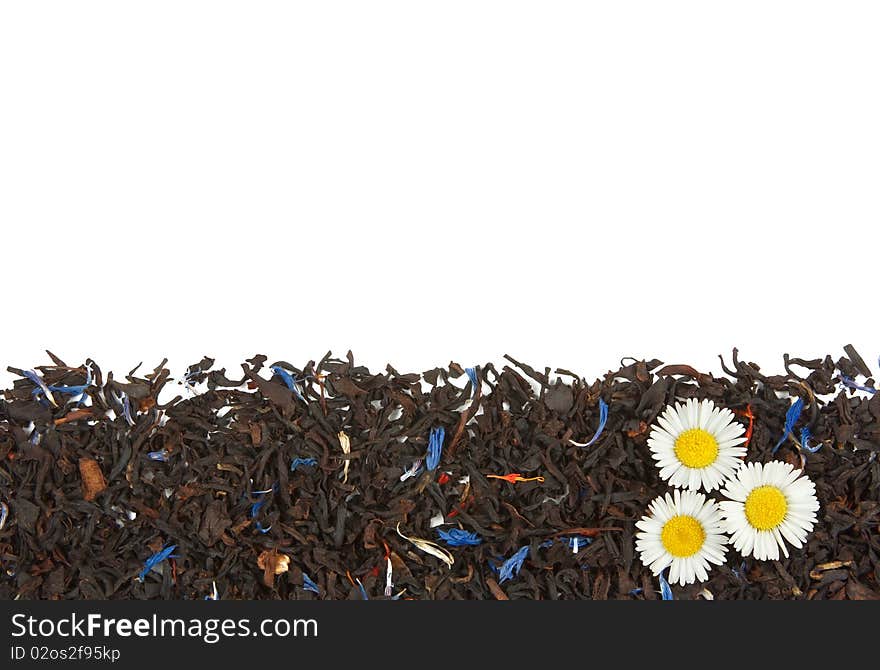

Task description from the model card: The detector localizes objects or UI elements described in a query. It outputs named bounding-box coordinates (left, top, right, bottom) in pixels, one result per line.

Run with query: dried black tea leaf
left=0, top=348, right=878, bottom=600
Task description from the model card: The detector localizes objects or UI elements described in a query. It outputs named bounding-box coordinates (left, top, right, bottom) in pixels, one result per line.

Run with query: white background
left=1, top=2, right=877, bottom=383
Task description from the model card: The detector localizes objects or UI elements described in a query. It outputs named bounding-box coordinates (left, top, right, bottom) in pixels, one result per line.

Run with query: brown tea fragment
left=78, top=458, right=106, bottom=501
left=486, top=578, right=509, bottom=600
left=809, top=560, right=854, bottom=580
left=257, top=550, right=290, bottom=587
left=53, top=408, right=94, bottom=426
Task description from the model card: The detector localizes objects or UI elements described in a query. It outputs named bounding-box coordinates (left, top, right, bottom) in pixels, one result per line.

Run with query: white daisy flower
left=719, top=460, right=820, bottom=561
left=647, top=398, right=748, bottom=492
left=635, top=489, right=728, bottom=586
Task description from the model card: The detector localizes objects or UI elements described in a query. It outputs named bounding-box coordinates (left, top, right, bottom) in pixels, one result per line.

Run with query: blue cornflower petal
left=572, top=399, right=608, bottom=448
left=356, top=578, right=369, bottom=600
left=498, top=545, right=530, bottom=583
left=436, top=528, right=482, bottom=547
left=255, top=522, right=272, bottom=534
left=303, top=573, right=320, bottom=595
left=659, top=570, right=673, bottom=600
left=47, top=365, right=93, bottom=401
left=48, top=383, right=89, bottom=395
left=249, top=484, right=277, bottom=518
left=23, top=369, right=57, bottom=407
left=250, top=498, right=269, bottom=518
left=566, top=536, right=593, bottom=552
left=426, top=426, right=445, bottom=471
left=147, top=450, right=169, bottom=462
left=800, top=427, right=822, bottom=454
left=22, top=369, right=45, bottom=387
left=115, top=393, right=135, bottom=427
left=629, top=587, right=643, bottom=596
left=0, top=502, right=8, bottom=531
left=400, top=459, right=424, bottom=482
left=465, top=367, right=479, bottom=395
left=270, top=366, right=305, bottom=401
left=47, top=382, right=90, bottom=397
left=732, top=561, right=750, bottom=584
left=137, top=544, right=178, bottom=582
left=290, top=457, right=318, bottom=472
left=841, top=375, right=877, bottom=394
left=772, top=397, right=804, bottom=454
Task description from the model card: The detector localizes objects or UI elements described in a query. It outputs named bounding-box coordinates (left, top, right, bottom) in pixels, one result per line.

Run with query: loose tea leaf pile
left=1, top=349, right=878, bottom=600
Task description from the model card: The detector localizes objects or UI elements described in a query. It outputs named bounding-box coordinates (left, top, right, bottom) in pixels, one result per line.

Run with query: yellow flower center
left=744, top=485, right=788, bottom=530
left=660, top=515, right=706, bottom=558
left=673, top=428, right=719, bottom=468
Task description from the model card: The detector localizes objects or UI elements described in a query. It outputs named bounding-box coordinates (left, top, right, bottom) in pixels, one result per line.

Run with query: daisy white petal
left=647, top=398, right=747, bottom=492
left=635, top=489, right=728, bottom=586
left=719, top=460, right=819, bottom=561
